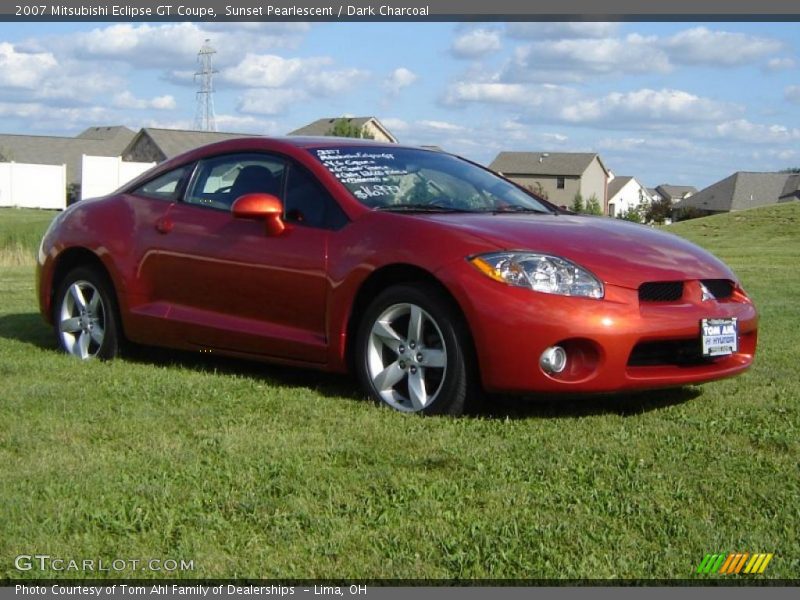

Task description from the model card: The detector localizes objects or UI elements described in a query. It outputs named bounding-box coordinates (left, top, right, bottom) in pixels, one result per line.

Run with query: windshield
left=311, top=146, right=553, bottom=214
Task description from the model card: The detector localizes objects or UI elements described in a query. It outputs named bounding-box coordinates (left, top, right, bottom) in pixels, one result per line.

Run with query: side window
left=184, top=153, right=285, bottom=211
left=134, top=166, right=189, bottom=201
left=284, top=164, right=349, bottom=230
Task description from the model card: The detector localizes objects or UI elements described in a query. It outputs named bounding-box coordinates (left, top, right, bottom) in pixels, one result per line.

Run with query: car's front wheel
left=355, top=284, right=476, bottom=415
left=53, top=267, right=121, bottom=360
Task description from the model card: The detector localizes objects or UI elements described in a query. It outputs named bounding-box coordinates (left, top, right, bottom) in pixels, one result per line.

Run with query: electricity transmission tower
left=193, top=39, right=217, bottom=131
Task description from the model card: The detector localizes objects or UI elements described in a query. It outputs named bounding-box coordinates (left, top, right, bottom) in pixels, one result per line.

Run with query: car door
left=143, top=152, right=333, bottom=363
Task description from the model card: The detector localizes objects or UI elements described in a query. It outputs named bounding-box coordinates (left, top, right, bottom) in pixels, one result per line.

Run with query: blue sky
left=0, top=21, right=799, bottom=189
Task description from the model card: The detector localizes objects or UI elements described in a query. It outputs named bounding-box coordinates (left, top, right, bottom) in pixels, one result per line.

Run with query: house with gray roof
left=0, top=125, right=135, bottom=186
left=488, top=151, right=610, bottom=209
left=607, top=176, right=650, bottom=218
left=121, top=128, right=259, bottom=163
left=288, top=117, right=398, bottom=143
left=678, top=172, right=796, bottom=217
left=655, top=184, right=697, bottom=203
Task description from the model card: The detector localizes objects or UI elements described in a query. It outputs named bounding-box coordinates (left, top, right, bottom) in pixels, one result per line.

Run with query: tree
left=620, top=206, right=643, bottom=223
left=585, top=195, right=603, bottom=215
left=571, top=192, right=584, bottom=214
left=326, top=118, right=374, bottom=139
left=525, top=181, right=548, bottom=200
left=644, top=196, right=673, bottom=224
left=780, top=167, right=800, bottom=173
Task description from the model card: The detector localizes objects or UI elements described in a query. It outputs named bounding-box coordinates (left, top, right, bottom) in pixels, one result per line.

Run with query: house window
left=556, top=176, right=565, bottom=189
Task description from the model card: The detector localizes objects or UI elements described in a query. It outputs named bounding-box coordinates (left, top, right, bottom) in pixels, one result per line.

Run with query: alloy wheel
left=366, top=302, right=447, bottom=412
left=58, top=280, right=106, bottom=359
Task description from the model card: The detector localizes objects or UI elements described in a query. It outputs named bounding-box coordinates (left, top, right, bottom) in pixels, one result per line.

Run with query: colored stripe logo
left=696, top=553, right=773, bottom=575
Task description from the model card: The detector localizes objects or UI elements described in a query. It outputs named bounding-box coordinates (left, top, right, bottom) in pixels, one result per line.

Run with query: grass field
left=0, top=205, right=798, bottom=581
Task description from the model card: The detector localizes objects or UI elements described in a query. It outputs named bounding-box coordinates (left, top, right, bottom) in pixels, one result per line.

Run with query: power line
left=193, top=39, right=217, bottom=131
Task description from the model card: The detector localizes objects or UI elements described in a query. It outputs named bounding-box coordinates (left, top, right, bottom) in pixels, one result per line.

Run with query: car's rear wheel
left=53, top=267, right=121, bottom=360
left=355, top=284, right=476, bottom=415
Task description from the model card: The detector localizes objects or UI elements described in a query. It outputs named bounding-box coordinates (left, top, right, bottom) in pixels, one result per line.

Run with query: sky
left=0, top=20, right=799, bottom=189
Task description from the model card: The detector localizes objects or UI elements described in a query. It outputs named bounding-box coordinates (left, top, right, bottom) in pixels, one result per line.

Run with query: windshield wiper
left=375, top=204, right=479, bottom=213
left=491, top=205, right=550, bottom=214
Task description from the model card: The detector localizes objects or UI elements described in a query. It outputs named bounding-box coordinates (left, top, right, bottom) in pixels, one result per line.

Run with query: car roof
left=274, top=135, right=406, bottom=149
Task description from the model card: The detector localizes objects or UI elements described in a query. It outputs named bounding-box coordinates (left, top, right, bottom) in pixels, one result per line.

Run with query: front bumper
left=441, top=261, right=758, bottom=395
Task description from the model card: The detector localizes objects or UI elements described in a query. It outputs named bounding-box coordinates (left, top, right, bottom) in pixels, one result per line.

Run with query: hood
left=429, top=213, right=735, bottom=289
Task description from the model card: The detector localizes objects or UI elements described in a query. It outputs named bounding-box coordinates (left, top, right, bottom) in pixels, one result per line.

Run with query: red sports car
left=36, top=137, right=757, bottom=415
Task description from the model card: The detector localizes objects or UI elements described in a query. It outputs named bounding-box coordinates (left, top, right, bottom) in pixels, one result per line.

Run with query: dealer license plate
left=701, top=318, right=738, bottom=357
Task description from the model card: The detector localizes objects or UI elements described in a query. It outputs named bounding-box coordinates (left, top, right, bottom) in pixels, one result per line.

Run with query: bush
left=620, top=206, right=643, bottom=223
left=585, top=195, right=603, bottom=215
left=571, top=193, right=584, bottom=214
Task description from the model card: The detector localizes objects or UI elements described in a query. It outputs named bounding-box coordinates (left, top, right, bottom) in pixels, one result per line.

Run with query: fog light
left=540, top=346, right=567, bottom=374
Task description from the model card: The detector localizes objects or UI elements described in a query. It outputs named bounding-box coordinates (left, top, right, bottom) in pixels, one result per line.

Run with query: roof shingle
left=489, top=152, right=604, bottom=177
left=0, top=126, right=136, bottom=185
left=680, top=172, right=792, bottom=212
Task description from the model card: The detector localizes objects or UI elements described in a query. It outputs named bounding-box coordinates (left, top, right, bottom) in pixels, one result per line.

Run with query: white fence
left=81, top=155, right=155, bottom=201
left=0, top=162, right=67, bottom=210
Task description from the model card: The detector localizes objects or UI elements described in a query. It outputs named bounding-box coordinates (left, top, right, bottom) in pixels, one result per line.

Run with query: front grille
left=628, top=339, right=715, bottom=367
left=639, top=281, right=684, bottom=302
left=701, top=279, right=735, bottom=300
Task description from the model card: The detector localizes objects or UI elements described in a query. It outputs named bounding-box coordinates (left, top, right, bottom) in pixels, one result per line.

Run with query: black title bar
left=3, top=0, right=800, bottom=21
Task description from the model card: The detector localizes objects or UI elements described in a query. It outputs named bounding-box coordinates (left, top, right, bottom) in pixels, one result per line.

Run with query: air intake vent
left=628, top=339, right=713, bottom=367
left=639, top=281, right=684, bottom=302
left=701, top=279, right=734, bottom=300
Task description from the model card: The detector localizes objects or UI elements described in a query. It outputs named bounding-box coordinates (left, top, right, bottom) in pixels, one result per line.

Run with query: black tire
left=355, top=283, right=478, bottom=416
left=52, top=266, right=121, bottom=360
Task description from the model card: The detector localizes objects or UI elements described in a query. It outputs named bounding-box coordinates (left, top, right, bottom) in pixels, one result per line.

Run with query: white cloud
left=0, top=42, right=121, bottom=105
left=501, top=120, right=569, bottom=144
left=306, top=68, right=369, bottom=95
left=222, top=54, right=329, bottom=88
left=559, top=88, right=737, bottom=125
left=65, top=22, right=309, bottom=69
left=222, top=53, right=367, bottom=114
left=383, top=67, right=417, bottom=95
left=506, top=23, right=620, bottom=40
left=498, top=26, right=784, bottom=84
left=0, top=42, right=57, bottom=88
left=601, top=136, right=710, bottom=158
left=236, top=89, right=308, bottom=115
left=442, top=82, right=528, bottom=105
left=764, top=57, right=797, bottom=72
left=713, top=119, right=800, bottom=144
left=380, top=117, right=410, bottom=132
left=0, top=101, right=115, bottom=131
left=785, top=85, right=800, bottom=105
left=506, top=34, right=670, bottom=82
left=214, top=114, right=282, bottom=135
left=417, top=120, right=465, bottom=132
left=664, top=27, right=784, bottom=67
left=112, top=91, right=176, bottom=110
left=451, top=29, right=502, bottom=59
left=139, top=114, right=281, bottom=135
left=70, top=23, right=210, bottom=68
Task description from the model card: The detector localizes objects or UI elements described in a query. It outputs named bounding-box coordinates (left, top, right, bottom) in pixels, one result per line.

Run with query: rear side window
left=134, top=166, right=189, bottom=201
left=284, top=164, right=349, bottom=230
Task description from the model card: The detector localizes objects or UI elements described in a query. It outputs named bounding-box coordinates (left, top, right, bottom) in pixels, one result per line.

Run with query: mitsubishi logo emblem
left=700, top=282, right=715, bottom=302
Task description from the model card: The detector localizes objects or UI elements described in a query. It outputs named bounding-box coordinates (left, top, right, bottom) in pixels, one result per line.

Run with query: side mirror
left=231, top=193, right=286, bottom=236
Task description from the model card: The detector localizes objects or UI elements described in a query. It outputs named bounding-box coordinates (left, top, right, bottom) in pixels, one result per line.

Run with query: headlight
left=470, top=252, right=604, bottom=299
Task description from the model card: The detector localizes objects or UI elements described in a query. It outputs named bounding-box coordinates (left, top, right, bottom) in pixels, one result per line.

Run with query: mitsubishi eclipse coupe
left=36, top=137, right=758, bottom=415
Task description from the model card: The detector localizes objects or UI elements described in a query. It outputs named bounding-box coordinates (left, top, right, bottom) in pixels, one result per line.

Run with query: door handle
left=155, top=217, right=174, bottom=234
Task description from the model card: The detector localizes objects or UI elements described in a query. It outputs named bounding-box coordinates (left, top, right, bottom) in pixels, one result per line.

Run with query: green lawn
left=0, top=205, right=798, bottom=581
